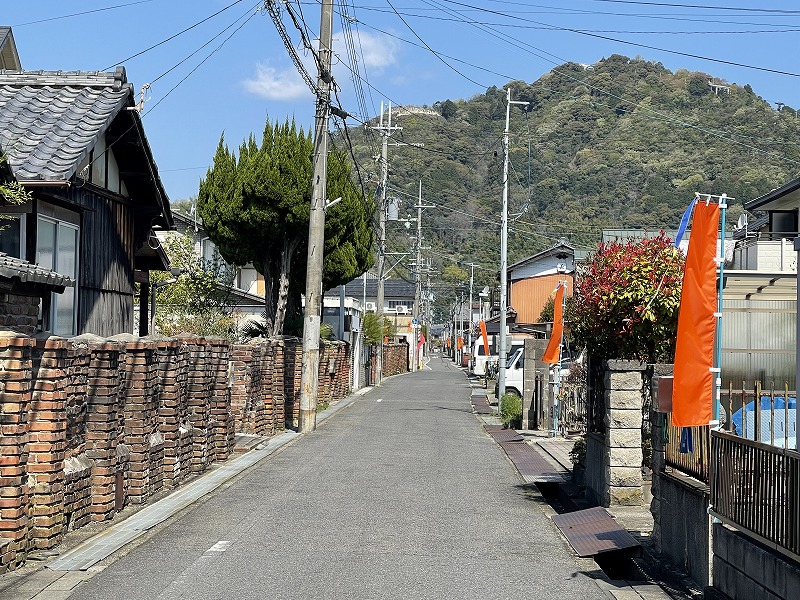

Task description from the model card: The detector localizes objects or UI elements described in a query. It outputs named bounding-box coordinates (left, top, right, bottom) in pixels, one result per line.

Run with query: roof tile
left=0, top=69, right=131, bottom=181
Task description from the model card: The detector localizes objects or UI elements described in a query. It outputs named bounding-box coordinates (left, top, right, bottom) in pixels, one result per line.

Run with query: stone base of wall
left=713, top=522, right=800, bottom=600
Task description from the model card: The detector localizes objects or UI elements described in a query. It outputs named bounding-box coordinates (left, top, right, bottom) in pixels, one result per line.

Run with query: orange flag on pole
left=672, top=201, right=720, bottom=427
left=457, top=336, right=464, bottom=351
left=542, top=283, right=565, bottom=365
left=479, top=320, right=489, bottom=357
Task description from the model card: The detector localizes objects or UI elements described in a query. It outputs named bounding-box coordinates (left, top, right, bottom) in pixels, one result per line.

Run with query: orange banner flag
left=479, top=320, right=489, bottom=357
left=672, top=201, right=720, bottom=427
left=457, top=336, right=464, bottom=351
left=542, top=284, right=565, bottom=365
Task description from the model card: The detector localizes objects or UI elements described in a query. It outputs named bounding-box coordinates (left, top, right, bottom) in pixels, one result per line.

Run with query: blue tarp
left=731, top=396, right=797, bottom=448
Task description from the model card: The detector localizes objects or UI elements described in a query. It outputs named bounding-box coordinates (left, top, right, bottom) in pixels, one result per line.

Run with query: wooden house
left=0, top=66, right=173, bottom=337
left=507, top=240, right=575, bottom=325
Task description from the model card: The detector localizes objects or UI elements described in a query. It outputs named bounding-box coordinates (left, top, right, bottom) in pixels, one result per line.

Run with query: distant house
left=154, top=209, right=266, bottom=320
left=507, top=240, right=575, bottom=325
left=0, top=64, right=173, bottom=337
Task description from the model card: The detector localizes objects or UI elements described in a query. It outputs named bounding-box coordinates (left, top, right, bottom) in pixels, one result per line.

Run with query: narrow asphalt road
left=68, top=354, right=606, bottom=600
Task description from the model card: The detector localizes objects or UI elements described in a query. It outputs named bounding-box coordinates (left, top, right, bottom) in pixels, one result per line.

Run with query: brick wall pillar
left=28, top=337, right=69, bottom=550
left=119, top=339, right=159, bottom=504
left=229, top=343, right=252, bottom=433
left=272, top=341, right=285, bottom=432
left=156, top=339, right=187, bottom=489
left=182, top=337, right=212, bottom=473
left=0, top=333, right=34, bottom=573
left=84, top=340, right=124, bottom=521
left=209, top=339, right=233, bottom=461
left=283, top=340, right=302, bottom=429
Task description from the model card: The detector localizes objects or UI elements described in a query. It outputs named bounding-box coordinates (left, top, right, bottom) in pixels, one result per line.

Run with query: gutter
left=19, top=180, right=71, bottom=188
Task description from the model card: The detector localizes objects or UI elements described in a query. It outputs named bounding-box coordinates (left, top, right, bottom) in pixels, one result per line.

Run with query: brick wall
left=382, top=342, right=409, bottom=377
left=0, top=293, right=39, bottom=335
left=0, top=332, right=354, bottom=574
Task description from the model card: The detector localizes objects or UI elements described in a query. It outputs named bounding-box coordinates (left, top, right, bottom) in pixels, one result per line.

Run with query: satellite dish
left=736, top=213, right=748, bottom=230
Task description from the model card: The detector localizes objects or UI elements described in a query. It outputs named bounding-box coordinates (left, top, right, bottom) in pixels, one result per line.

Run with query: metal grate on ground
left=551, top=507, right=641, bottom=558
left=486, top=428, right=525, bottom=444
left=501, top=442, right=569, bottom=484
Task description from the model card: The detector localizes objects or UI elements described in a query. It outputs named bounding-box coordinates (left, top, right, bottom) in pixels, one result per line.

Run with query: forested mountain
left=338, top=54, right=800, bottom=294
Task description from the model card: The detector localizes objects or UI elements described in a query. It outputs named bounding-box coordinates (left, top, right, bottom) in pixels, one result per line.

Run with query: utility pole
left=298, top=0, right=333, bottom=433
left=370, top=103, right=401, bottom=386
left=498, top=88, right=530, bottom=407
left=464, top=262, right=475, bottom=370
left=413, top=181, right=434, bottom=372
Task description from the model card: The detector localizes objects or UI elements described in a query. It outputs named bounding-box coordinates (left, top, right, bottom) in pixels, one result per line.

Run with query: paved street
left=22, top=355, right=608, bottom=600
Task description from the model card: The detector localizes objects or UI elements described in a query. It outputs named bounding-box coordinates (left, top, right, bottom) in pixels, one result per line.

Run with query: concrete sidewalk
left=466, top=371, right=698, bottom=600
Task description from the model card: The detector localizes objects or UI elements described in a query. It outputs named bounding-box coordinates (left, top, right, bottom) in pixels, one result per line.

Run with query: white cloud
left=333, top=30, right=399, bottom=73
left=243, top=63, right=312, bottom=101
left=243, top=30, right=399, bottom=101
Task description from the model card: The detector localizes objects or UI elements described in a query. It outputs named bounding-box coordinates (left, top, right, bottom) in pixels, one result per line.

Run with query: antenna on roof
left=126, top=83, right=151, bottom=113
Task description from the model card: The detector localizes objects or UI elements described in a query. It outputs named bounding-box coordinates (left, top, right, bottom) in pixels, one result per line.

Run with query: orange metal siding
left=509, top=274, right=573, bottom=324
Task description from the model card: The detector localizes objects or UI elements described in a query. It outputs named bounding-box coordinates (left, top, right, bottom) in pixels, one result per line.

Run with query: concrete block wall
left=713, top=523, right=800, bottom=600
left=585, top=360, right=646, bottom=507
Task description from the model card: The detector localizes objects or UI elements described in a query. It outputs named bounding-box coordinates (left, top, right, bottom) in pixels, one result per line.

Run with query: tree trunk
left=261, top=250, right=276, bottom=337
left=273, top=237, right=299, bottom=336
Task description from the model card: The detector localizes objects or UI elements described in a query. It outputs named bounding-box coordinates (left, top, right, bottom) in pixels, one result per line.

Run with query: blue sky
left=4, top=1, right=800, bottom=201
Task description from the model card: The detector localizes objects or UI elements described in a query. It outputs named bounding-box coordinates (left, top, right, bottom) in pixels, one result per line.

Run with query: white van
left=498, top=345, right=571, bottom=399
left=471, top=339, right=523, bottom=378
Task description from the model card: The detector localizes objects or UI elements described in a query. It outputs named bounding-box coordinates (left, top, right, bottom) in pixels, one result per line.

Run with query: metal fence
left=663, top=383, right=797, bottom=484
left=710, top=429, right=800, bottom=562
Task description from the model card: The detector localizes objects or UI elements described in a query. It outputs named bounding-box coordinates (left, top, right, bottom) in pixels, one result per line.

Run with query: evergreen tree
left=198, top=119, right=374, bottom=336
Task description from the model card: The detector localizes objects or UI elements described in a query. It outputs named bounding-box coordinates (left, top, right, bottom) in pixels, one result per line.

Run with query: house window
left=201, top=237, right=219, bottom=265
left=36, top=216, right=79, bottom=336
left=0, top=213, right=25, bottom=258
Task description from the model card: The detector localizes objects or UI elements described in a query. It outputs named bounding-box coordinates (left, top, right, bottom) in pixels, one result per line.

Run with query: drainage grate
left=501, top=442, right=568, bottom=484
left=487, top=429, right=525, bottom=444
left=551, top=507, right=641, bottom=558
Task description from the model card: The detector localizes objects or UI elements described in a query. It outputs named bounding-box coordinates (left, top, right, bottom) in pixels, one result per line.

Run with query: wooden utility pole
left=298, top=0, right=333, bottom=433
left=370, top=103, right=401, bottom=386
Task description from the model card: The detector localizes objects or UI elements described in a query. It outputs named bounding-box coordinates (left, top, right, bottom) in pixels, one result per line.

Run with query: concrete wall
left=653, top=473, right=710, bottom=587
left=0, top=331, right=352, bottom=574
left=584, top=433, right=610, bottom=506
left=713, top=523, right=800, bottom=600
left=522, top=339, right=548, bottom=430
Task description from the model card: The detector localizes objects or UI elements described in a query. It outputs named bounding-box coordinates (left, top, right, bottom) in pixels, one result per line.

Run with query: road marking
left=376, top=398, right=383, bottom=402
left=206, top=541, right=231, bottom=553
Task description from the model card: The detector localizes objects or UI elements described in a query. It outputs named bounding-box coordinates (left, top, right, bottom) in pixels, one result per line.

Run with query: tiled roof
left=0, top=68, right=131, bottom=181
left=0, top=252, right=74, bottom=290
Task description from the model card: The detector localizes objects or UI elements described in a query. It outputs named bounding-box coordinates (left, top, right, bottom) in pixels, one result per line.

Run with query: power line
left=438, top=0, right=800, bottom=78
left=12, top=0, right=157, bottom=27
left=102, top=0, right=247, bottom=70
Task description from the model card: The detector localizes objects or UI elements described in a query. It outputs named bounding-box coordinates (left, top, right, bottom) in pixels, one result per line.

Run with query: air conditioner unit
left=396, top=305, right=408, bottom=314
left=365, top=302, right=377, bottom=312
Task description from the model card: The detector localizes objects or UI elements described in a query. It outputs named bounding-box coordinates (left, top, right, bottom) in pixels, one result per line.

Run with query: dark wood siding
left=54, top=186, right=136, bottom=337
